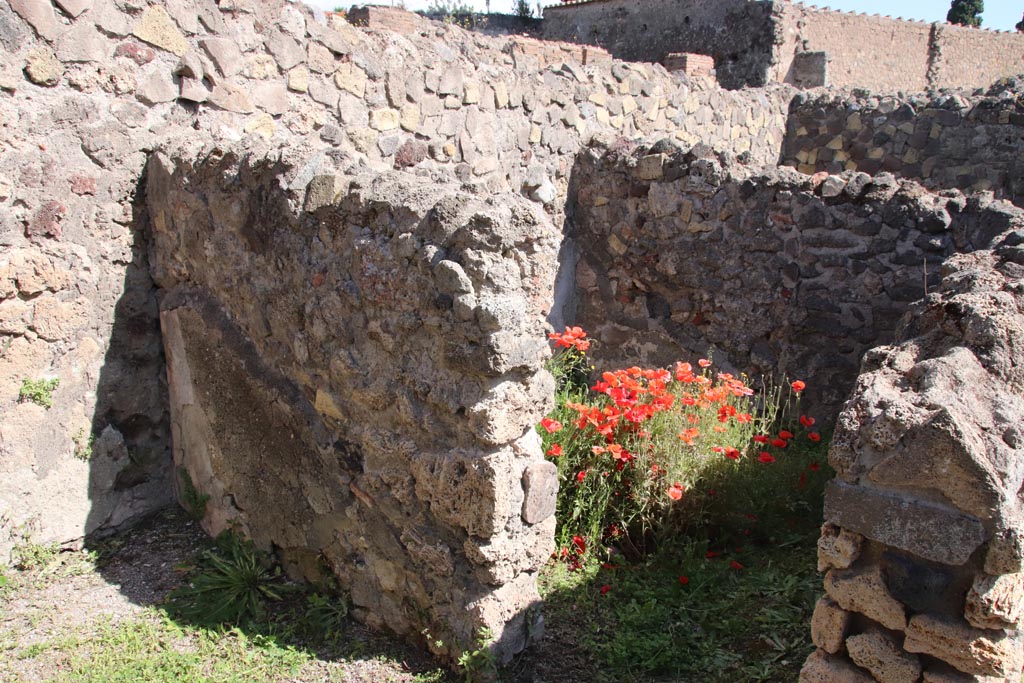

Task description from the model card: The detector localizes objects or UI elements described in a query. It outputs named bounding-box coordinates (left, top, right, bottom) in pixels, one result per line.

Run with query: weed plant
left=18, top=378, right=59, bottom=409
left=167, top=531, right=288, bottom=625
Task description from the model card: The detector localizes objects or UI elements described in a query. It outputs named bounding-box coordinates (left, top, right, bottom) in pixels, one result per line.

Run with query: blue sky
left=305, top=1, right=1023, bottom=32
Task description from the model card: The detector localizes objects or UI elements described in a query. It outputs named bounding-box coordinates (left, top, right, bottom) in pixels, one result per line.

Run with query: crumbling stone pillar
left=146, top=143, right=562, bottom=664
left=801, top=213, right=1024, bottom=683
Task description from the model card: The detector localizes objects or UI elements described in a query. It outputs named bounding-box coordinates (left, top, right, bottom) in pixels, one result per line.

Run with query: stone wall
left=568, top=139, right=1023, bottom=420
left=781, top=82, right=1024, bottom=206
left=542, top=0, right=778, bottom=89
left=800, top=205, right=1024, bottom=683
left=0, top=0, right=795, bottom=563
left=544, top=0, right=1024, bottom=92
left=147, top=146, right=560, bottom=663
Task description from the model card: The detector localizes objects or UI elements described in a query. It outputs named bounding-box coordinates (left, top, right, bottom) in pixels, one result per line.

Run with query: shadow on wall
left=83, top=167, right=173, bottom=559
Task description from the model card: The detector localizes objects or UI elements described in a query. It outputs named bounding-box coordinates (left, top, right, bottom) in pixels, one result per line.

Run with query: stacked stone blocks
left=801, top=220, right=1024, bottom=682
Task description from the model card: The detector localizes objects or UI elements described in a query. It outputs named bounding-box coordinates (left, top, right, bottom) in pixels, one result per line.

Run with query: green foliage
left=167, top=532, right=287, bottom=626
left=538, top=506, right=824, bottom=682
left=513, top=0, right=533, bottom=19
left=947, top=0, right=983, bottom=27
left=456, top=628, right=497, bottom=683
left=426, top=0, right=475, bottom=16
left=1017, top=12, right=1023, bottom=31
left=18, top=377, right=59, bottom=409
left=10, top=539, right=60, bottom=572
left=301, top=591, right=349, bottom=641
left=18, top=614, right=311, bottom=683
left=73, top=428, right=94, bottom=461
left=177, top=468, right=210, bottom=521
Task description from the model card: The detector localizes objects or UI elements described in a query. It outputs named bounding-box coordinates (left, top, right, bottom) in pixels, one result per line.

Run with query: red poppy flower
left=572, top=535, right=586, bottom=554
left=753, top=435, right=770, bottom=444
left=679, top=575, right=690, bottom=585
left=778, top=430, right=794, bottom=440
left=730, top=561, right=744, bottom=570
left=771, top=438, right=787, bottom=449
left=791, top=380, right=806, bottom=393
left=724, top=448, right=741, bottom=460
left=808, top=432, right=821, bottom=442
left=705, top=550, right=720, bottom=559
left=549, top=326, right=590, bottom=351
left=698, top=358, right=712, bottom=368
left=600, top=584, right=611, bottom=596
left=601, top=562, right=617, bottom=570
left=758, top=452, right=776, bottom=464
left=546, top=443, right=563, bottom=457
left=809, top=462, right=821, bottom=471
left=678, top=427, right=700, bottom=445
left=799, top=415, right=816, bottom=428
left=667, top=483, right=685, bottom=501
left=540, top=417, right=563, bottom=433
left=576, top=470, right=587, bottom=482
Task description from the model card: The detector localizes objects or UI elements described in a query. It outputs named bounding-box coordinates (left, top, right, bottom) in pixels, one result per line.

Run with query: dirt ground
left=0, top=507, right=469, bottom=683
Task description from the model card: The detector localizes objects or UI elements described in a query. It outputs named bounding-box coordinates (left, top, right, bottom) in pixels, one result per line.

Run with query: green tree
left=946, top=0, right=983, bottom=27
left=1016, top=12, right=1024, bottom=31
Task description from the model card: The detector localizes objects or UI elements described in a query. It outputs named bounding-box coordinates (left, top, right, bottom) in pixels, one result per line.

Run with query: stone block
left=136, top=69, right=176, bottom=105
left=399, top=104, right=420, bottom=132
left=208, top=81, right=255, bottom=113
left=132, top=6, right=189, bottom=56
left=31, top=296, right=88, bottom=341
left=265, top=30, right=304, bottom=71
left=904, top=613, right=1022, bottom=678
left=636, top=154, right=666, bottom=180
left=0, top=298, right=32, bottom=334
left=437, top=65, right=463, bottom=97
left=253, top=82, right=289, bottom=116
left=799, top=649, right=874, bottom=683
left=810, top=596, right=851, bottom=654
left=846, top=629, right=922, bottom=683
left=179, top=77, right=210, bottom=103
left=335, top=63, right=366, bottom=97
left=521, top=460, right=558, bottom=524
left=287, top=65, right=309, bottom=93
left=9, top=0, right=58, bottom=41
left=26, top=200, right=65, bottom=239
left=817, top=524, right=864, bottom=571
left=24, top=46, right=63, bottom=87
left=965, top=573, right=1024, bottom=630
left=824, top=481, right=986, bottom=565
left=200, top=37, right=245, bottom=78
left=243, top=113, right=275, bottom=139
left=825, top=566, right=907, bottom=632
left=882, top=551, right=956, bottom=613
left=56, top=22, right=107, bottom=63
left=370, top=109, right=400, bottom=132
left=304, top=174, right=344, bottom=212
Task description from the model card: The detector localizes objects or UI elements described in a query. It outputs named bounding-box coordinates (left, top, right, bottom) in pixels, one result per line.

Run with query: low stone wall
left=148, top=146, right=560, bottom=663
left=568, top=139, right=1022, bottom=420
left=781, top=83, right=1024, bottom=206
left=801, top=208, right=1024, bottom=683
